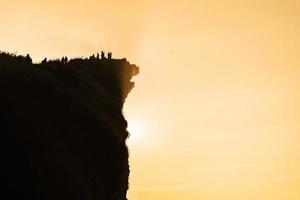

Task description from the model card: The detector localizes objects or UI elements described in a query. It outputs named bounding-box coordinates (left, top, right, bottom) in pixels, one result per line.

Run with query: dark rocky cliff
left=0, top=52, right=139, bottom=200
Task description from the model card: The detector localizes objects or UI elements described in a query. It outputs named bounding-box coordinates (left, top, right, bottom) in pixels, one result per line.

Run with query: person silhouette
left=108, top=52, right=112, bottom=60
left=17, top=55, right=23, bottom=63
left=101, top=51, right=105, bottom=59
left=25, top=54, right=32, bottom=64
left=96, top=53, right=100, bottom=59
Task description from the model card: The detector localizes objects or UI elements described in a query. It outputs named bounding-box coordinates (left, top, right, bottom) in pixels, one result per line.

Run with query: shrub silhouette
left=0, top=52, right=139, bottom=200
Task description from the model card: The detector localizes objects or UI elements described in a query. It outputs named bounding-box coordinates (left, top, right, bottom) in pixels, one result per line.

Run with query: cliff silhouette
left=0, top=52, right=139, bottom=200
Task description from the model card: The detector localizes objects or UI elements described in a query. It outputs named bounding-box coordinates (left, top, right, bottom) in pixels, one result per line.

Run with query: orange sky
left=1, top=0, right=300, bottom=199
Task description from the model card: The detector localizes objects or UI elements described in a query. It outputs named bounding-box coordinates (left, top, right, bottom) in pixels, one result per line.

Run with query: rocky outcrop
left=0, top=52, right=139, bottom=200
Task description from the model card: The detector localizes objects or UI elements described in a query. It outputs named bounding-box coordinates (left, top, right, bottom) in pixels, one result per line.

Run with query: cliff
left=0, top=52, right=139, bottom=200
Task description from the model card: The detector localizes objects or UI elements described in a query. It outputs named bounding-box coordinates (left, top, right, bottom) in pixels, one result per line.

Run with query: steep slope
left=0, top=52, right=139, bottom=200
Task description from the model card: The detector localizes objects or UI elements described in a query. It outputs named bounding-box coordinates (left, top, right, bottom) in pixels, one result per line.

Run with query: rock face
left=0, top=53, right=139, bottom=200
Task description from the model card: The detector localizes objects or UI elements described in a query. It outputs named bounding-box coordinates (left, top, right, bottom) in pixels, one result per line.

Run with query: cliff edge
left=0, top=52, right=139, bottom=200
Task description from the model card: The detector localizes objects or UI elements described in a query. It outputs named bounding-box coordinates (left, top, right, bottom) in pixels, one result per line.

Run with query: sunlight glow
left=127, top=119, right=144, bottom=142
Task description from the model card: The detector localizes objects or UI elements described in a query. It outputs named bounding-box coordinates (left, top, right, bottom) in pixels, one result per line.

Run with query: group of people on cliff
left=90, top=51, right=112, bottom=60
left=41, top=51, right=113, bottom=64
left=20, top=51, right=113, bottom=65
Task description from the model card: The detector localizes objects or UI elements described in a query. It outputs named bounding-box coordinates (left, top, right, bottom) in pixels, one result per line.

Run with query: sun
left=127, top=119, right=144, bottom=141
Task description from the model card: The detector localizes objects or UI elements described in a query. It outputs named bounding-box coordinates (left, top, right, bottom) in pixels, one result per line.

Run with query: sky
left=1, top=0, right=300, bottom=199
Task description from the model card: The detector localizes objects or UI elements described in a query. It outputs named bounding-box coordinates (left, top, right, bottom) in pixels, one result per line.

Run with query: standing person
left=108, top=52, right=112, bottom=60
left=26, top=54, right=32, bottom=64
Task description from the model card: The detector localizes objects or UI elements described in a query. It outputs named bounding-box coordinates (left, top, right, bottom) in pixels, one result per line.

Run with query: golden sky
left=1, top=0, right=300, bottom=199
